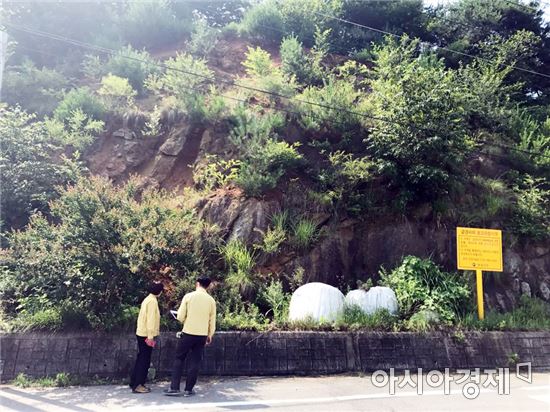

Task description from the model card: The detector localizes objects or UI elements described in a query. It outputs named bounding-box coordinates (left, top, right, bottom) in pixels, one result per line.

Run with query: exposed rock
left=113, top=128, right=136, bottom=140
left=540, top=282, right=550, bottom=301
left=228, top=198, right=280, bottom=245
left=159, top=126, right=190, bottom=156
left=521, top=282, right=531, bottom=297
left=198, top=192, right=245, bottom=237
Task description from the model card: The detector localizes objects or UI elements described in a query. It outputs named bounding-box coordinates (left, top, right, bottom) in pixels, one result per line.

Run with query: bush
left=279, top=0, right=342, bottom=47
left=98, top=74, right=137, bottom=113
left=0, top=107, right=82, bottom=230
left=54, top=87, right=105, bottom=123
left=291, top=217, right=319, bottom=250
left=105, top=46, right=159, bottom=94
left=118, top=0, right=192, bottom=49
left=45, top=108, right=104, bottom=150
left=0, top=176, right=219, bottom=329
left=295, top=75, right=364, bottom=133
left=459, top=295, right=550, bottom=331
left=259, top=280, right=291, bottom=324
left=364, top=36, right=473, bottom=199
left=228, top=108, right=302, bottom=196
left=193, top=155, right=241, bottom=191
left=338, top=305, right=396, bottom=331
left=220, top=239, right=257, bottom=295
left=379, top=256, right=471, bottom=324
left=239, top=0, right=284, bottom=44
left=187, top=17, right=220, bottom=58
left=2, top=59, right=68, bottom=117
left=510, top=175, right=550, bottom=240
left=146, top=52, right=214, bottom=120
left=234, top=139, right=303, bottom=197
left=238, top=46, right=297, bottom=104
left=257, top=226, right=286, bottom=255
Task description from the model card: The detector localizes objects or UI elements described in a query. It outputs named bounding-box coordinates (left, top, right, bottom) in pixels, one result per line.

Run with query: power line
left=3, top=21, right=549, bottom=160
left=312, top=11, right=550, bottom=79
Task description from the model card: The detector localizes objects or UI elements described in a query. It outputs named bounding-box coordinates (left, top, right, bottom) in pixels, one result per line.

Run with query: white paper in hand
left=170, top=310, right=178, bottom=319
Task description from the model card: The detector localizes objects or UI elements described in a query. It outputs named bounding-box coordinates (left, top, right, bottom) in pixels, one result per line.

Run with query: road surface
left=1, top=373, right=549, bottom=411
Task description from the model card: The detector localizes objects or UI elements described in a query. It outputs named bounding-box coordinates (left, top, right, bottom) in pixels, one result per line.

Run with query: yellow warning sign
left=456, top=227, right=503, bottom=272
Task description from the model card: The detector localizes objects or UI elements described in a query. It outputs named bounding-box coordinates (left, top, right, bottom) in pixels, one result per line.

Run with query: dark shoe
left=163, top=388, right=181, bottom=396
left=132, top=385, right=150, bottom=394
left=183, top=390, right=195, bottom=397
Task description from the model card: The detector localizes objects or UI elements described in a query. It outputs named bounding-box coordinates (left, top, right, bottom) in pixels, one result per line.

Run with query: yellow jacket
left=136, top=293, right=160, bottom=339
left=177, top=288, right=216, bottom=338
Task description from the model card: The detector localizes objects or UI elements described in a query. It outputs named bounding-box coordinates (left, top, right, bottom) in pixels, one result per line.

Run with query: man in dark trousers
left=164, top=276, right=216, bottom=397
left=130, top=281, right=163, bottom=393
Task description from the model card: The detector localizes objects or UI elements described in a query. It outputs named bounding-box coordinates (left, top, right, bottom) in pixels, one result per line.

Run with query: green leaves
left=380, top=256, right=471, bottom=324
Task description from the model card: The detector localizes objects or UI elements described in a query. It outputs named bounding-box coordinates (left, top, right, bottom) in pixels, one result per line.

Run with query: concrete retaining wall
left=1, top=331, right=549, bottom=381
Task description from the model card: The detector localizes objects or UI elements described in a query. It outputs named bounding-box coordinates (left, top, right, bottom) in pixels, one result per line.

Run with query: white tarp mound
left=345, top=286, right=398, bottom=315
left=288, top=282, right=344, bottom=323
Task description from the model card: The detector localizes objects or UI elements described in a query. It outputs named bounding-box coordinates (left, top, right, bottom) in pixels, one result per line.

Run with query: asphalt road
left=1, top=373, right=549, bottom=412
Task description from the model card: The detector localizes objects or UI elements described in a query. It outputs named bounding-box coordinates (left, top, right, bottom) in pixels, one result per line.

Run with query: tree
left=0, top=106, right=81, bottom=231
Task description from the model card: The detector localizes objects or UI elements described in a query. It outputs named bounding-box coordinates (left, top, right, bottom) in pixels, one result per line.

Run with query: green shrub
left=364, top=36, right=474, bottom=199
left=105, top=46, right=159, bottom=94
left=188, top=17, right=220, bottom=58
left=406, top=309, right=441, bottom=332
left=220, top=239, right=257, bottom=294
left=239, top=0, right=284, bottom=44
left=0, top=107, right=82, bottom=230
left=510, top=175, right=550, bottom=240
left=234, top=139, right=303, bottom=197
left=294, top=75, right=364, bottom=133
left=98, top=74, right=137, bottom=113
left=259, top=280, right=291, bottom=324
left=54, top=87, right=105, bottom=123
left=0, top=176, right=219, bottom=329
left=459, top=295, right=550, bottom=331
left=12, top=308, right=63, bottom=331
left=291, top=217, right=319, bottom=250
left=280, top=36, right=308, bottom=81
left=238, top=46, right=297, bottom=103
left=193, top=155, right=241, bottom=191
left=338, top=305, right=396, bottom=331
left=379, top=256, right=471, bottom=324
left=45, top=108, right=104, bottom=150
left=279, top=0, right=342, bottom=47
left=118, top=0, right=192, bottom=49
left=258, top=226, right=286, bottom=255
left=228, top=108, right=302, bottom=196
left=2, top=59, right=68, bottom=117
left=218, top=302, right=269, bottom=331
left=146, top=52, right=214, bottom=120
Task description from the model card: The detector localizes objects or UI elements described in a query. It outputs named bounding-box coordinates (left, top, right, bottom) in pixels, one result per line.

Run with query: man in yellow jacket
left=130, top=282, right=163, bottom=393
left=164, top=276, right=216, bottom=397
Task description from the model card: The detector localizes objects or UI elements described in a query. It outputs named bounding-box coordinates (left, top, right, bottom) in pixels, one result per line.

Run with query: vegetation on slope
left=1, top=0, right=549, bottom=332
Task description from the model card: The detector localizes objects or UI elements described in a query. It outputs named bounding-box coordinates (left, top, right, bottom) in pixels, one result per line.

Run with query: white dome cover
left=345, top=286, right=398, bottom=315
left=288, top=282, right=344, bottom=322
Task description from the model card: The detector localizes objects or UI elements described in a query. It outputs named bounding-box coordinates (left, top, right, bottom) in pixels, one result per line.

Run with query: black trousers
left=130, top=335, right=153, bottom=390
left=170, top=333, right=207, bottom=391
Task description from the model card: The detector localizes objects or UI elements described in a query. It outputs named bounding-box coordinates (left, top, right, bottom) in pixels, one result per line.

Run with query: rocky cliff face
left=85, top=120, right=550, bottom=311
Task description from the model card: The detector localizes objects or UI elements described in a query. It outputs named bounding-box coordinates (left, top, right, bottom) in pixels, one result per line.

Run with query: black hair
left=148, top=282, right=164, bottom=295
left=196, top=276, right=211, bottom=288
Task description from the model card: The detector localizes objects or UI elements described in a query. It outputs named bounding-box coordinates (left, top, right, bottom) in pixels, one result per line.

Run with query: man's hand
left=145, top=338, right=156, bottom=347
left=206, top=336, right=212, bottom=345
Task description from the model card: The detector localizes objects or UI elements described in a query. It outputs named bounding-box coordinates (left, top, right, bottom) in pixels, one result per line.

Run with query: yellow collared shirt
left=136, top=293, right=160, bottom=339
left=177, top=288, right=216, bottom=338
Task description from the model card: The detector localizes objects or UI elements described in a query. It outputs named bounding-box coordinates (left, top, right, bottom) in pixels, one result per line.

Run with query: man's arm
left=177, top=294, right=188, bottom=324
left=206, top=300, right=216, bottom=344
left=145, top=300, right=157, bottom=340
